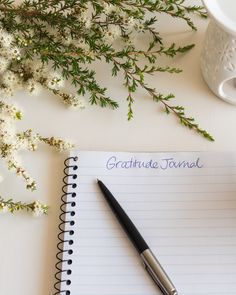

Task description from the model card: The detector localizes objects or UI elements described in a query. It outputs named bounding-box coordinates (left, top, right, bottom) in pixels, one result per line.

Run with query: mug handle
left=217, top=77, right=236, bottom=104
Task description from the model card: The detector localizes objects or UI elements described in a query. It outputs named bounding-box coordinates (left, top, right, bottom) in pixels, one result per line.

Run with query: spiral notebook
left=54, top=150, right=236, bottom=295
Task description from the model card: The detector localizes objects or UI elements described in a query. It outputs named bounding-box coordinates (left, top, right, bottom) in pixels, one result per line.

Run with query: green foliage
left=0, top=197, right=49, bottom=215
left=0, top=0, right=212, bottom=141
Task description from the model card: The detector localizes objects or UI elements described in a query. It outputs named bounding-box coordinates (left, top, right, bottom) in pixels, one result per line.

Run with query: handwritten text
left=106, top=156, right=203, bottom=170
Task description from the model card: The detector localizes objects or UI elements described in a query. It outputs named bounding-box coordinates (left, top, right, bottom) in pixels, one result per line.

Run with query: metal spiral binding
left=54, top=156, right=78, bottom=295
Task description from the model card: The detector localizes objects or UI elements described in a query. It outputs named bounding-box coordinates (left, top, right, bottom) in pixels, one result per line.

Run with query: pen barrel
left=97, top=180, right=149, bottom=253
left=141, top=249, right=178, bottom=295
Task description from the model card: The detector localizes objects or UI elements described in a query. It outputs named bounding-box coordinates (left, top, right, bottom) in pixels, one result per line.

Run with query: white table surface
left=1, top=1, right=236, bottom=295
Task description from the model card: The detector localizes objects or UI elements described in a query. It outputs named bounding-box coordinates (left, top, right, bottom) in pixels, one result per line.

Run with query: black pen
left=97, top=179, right=178, bottom=295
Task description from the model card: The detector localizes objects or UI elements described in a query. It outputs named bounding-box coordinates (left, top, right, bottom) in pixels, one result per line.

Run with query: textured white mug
left=201, top=0, right=236, bottom=104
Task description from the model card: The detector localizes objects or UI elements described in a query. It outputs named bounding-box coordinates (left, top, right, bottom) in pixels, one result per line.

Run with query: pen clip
left=143, top=262, right=167, bottom=294
left=141, top=249, right=178, bottom=295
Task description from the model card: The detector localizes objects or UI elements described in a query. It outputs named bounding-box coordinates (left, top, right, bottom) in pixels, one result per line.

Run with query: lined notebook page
left=62, top=151, right=236, bottom=295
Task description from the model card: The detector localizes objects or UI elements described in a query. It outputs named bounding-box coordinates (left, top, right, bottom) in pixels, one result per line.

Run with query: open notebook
left=54, top=151, right=236, bottom=295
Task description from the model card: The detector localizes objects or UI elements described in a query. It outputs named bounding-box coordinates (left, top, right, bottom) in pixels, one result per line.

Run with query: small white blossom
left=57, top=141, right=74, bottom=152
left=104, top=25, right=121, bottom=43
left=24, top=60, right=46, bottom=79
left=46, top=71, right=65, bottom=90
left=75, top=97, right=85, bottom=109
left=136, top=23, right=144, bottom=32
left=32, top=201, right=46, bottom=217
left=0, top=116, right=16, bottom=145
left=0, top=101, right=22, bottom=119
left=66, top=94, right=85, bottom=108
left=124, top=16, right=136, bottom=30
left=84, top=19, right=91, bottom=29
left=0, top=47, right=9, bottom=59
left=25, top=79, right=42, bottom=96
left=80, top=5, right=92, bottom=29
left=8, top=46, right=21, bottom=60
left=2, top=71, right=20, bottom=88
left=0, top=29, right=14, bottom=48
left=0, top=86, right=14, bottom=98
left=0, top=57, right=9, bottom=74
left=0, top=202, right=8, bottom=213
left=103, top=3, right=116, bottom=15
left=63, top=35, right=73, bottom=46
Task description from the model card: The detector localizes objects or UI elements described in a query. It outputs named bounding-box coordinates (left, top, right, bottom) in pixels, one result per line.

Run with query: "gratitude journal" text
left=106, top=156, right=203, bottom=170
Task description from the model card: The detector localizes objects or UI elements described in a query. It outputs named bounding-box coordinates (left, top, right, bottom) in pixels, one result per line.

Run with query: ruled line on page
left=75, top=242, right=236, bottom=247
left=77, top=208, right=236, bottom=211
left=78, top=216, right=236, bottom=220
left=75, top=253, right=236, bottom=258
left=78, top=188, right=236, bottom=195
left=77, top=199, right=236, bottom=203
left=72, top=252, right=236, bottom=257
left=80, top=225, right=236, bottom=231
left=78, top=181, right=236, bottom=185
left=78, top=165, right=236, bottom=169
left=77, top=173, right=236, bottom=177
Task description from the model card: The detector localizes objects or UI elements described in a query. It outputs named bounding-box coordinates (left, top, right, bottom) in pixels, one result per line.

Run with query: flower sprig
left=0, top=0, right=213, bottom=217
left=0, top=197, right=49, bottom=215
left=0, top=99, right=74, bottom=191
left=0, top=0, right=212, bottom=140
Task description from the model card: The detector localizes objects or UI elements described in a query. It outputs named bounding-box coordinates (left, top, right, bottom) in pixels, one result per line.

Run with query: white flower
left=0, top=117, right=16, bottom=145
left=57, top=140, right=74, bottom=152
left=80, top=6, right=92, bottom=29
left=63, top=35, right=72, bottom=46
left=80, top=16, right=92, bottom=29
left=0, top=174, right=3, bottom=182
left=67, top=94, right=85, bottom=108
left=72, top=96, right=85, bottom=109
left=0, top=57, right=9, bottom=74
left=84, top=19, right=91, bottom=29
left=7, top=155, right=22, bottom=170
left=0, top=202, right=8, bottom=213
left=2, top=71, right=20, bottom=88
left=0, top=46, right=21, bottom=62
left=0, top=86, right=14, bottom=98
left=0, top=29, right=14, bottom=48
left=25, top=79, right=42, bottom=96
left=103, top=3, right=116, bottom=15
left=32, top=201, right=46, bottom=217
left=24, top=60, right=45, bottom=79
left=0, top=101, right=22, bottom=119
left=75, top=97, right=85, bottom=109
left=104, top=25, right=121, bottom=43
left=8, top=46, right=21, bottom=60
left=46, top=71, right=65, bottom=90
left=136, top=23, right=144, bottom=32
left=124, top=16, right=136, bottom=30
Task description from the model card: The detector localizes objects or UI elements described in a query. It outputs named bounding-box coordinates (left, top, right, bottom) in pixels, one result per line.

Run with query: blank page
left=61, top=151, right=236, bottom=295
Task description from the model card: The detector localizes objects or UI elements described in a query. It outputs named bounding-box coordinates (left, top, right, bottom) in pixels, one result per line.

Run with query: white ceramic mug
left=201, top=0, right=236, bottom=104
